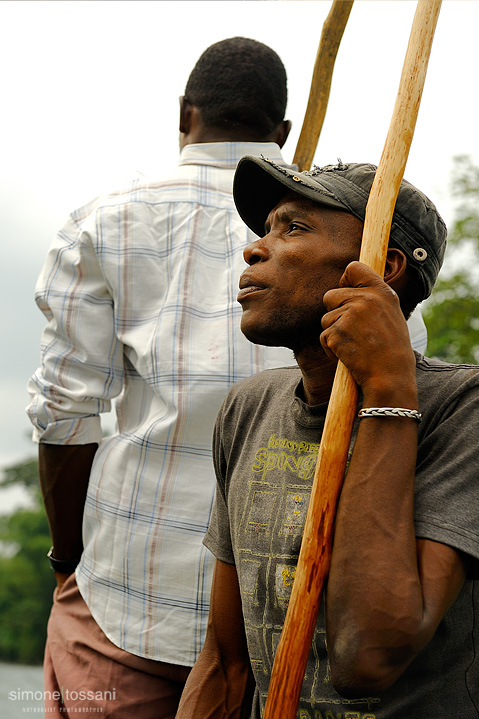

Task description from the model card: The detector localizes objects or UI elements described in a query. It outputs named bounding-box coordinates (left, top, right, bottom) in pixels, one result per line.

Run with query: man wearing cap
left=178, top=160, right=479, bottom=718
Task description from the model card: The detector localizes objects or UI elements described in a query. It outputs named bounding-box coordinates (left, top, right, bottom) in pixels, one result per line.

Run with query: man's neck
left=180, top=131, right=275, bottom=150
left=294, top=346, right=338, bottom=406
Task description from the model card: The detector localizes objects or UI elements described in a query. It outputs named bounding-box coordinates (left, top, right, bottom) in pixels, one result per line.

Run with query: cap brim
left=233, top=156, right=348, bottom=237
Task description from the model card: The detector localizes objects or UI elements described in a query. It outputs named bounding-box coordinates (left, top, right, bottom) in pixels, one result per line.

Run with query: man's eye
left=288, top=223, right=302, bottom=233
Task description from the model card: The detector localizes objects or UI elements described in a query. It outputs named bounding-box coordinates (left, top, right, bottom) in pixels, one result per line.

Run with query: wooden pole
left=293, top=0, right=354, bottom=172
left=262, top=3, right=442, bottom=718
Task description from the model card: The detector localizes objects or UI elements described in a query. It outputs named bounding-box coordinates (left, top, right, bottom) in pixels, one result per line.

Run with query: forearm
left=320, top=262, right=468, bottom=694
left=39, top=442, right=98, bottom=562
left=325, top=369, right=424, bottom=683
left=178, top=642, right=255, bottom=719
left=178, top=559, right=255, bottom=718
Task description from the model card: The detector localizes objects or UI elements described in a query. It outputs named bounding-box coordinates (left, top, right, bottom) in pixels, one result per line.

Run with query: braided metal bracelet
left=358, top=407, right=422, bottom=422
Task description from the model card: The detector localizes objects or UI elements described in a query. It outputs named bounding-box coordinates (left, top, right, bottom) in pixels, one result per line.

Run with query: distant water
left=0, top=663, right=44, bottom=718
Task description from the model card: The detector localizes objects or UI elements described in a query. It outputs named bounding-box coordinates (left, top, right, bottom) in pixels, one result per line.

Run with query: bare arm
left=39, top=442, right=97, bottom=590
left=321, top=261, right=468, bottom=695
left=178, top=559, right=255, bottom=719
left=326, top=416, right=467, bottom=695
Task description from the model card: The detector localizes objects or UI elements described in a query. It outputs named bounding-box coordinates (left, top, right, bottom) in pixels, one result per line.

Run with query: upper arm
left=205, top=559, right=250, bottom=664
left=416, top=537, right=469, bottom=638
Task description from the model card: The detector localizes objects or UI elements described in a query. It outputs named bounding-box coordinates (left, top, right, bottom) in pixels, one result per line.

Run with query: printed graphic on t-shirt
left=235, top=431, right=379, bottom=718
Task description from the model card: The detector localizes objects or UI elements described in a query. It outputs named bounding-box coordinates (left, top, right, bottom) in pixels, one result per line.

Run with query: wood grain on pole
left=293, top=0, right=354, bottom=172
left=262, top=3, right=442, bottom=719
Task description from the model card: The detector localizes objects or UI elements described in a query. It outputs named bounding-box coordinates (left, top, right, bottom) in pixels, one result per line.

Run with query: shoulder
left=416, top=353, right=479, bottom=396
left=219, top=366, right=301, bottom=419
left=213, top=366, right=301, bottom=473
left=66, top=177, right=147, bottom=229
left=416, top=352, right=479, bottom=426
left=70, top=174, right=176, bottom=215
left=228, top=364, right=301, bottom=394
left=70, top=168, right=237, bottom=232
left=414, top=354, right=479, bottom=567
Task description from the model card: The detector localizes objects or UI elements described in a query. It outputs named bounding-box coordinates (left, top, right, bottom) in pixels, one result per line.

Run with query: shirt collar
left=179, top=142, right=287, bottom=170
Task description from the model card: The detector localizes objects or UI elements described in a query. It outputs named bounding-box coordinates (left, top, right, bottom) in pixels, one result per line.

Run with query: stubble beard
left=240, top=304, right=325, bottom=354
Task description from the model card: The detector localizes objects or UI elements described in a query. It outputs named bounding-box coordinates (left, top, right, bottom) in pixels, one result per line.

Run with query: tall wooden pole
left=263, top=3, right=442, bottom=719
left=293, top=0, right=354, bottom=172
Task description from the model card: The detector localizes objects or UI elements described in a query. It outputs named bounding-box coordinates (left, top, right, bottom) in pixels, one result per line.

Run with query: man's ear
left=273, top=119, right=292, bottom=148
left=179, top=96, right=193, bottom=134
left=384, top=248, right=408, bottom=292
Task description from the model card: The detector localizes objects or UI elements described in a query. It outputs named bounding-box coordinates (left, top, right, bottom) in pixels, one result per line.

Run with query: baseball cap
left=233, top=157, right=447, bottom=301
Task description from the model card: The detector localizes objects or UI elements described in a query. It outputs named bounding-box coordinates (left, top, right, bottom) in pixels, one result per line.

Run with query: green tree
left=0, top=457, right=55, bottom=664
left=423, top=155, right=479, bottom=363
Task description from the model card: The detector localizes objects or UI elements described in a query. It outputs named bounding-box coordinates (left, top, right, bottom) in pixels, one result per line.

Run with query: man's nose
left=243, top=236, right=270, bottom=265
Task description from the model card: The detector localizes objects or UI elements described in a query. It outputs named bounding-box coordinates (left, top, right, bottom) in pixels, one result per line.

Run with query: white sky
left=1, top=0, right=478, bottom=509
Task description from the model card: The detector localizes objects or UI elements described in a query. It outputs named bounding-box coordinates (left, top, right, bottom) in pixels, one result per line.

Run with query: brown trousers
left=44, top=574, right=191, bottom=718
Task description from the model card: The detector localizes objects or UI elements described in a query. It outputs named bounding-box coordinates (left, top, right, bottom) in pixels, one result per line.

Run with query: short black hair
left=184, top=37, right=287, bottom=137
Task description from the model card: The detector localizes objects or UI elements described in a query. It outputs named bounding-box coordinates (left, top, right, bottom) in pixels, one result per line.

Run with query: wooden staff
left=293, top=0, right=354, bottom=172
left=263, top=3, right=442, bottom=719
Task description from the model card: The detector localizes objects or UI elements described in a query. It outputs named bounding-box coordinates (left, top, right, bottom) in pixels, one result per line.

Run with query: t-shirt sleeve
left=203, top=487, right=235, bottom=565
left=203, top=400, right=236, bottom=565
left=414, top=369, right=479, bottom=577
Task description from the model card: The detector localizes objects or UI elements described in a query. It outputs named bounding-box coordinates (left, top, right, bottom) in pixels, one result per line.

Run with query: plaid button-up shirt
left=27, top=142, right=295, bottom=664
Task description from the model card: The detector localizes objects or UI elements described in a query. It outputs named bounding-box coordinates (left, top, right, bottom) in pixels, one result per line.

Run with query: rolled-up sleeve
left=27, top=205, right=124, bottom=445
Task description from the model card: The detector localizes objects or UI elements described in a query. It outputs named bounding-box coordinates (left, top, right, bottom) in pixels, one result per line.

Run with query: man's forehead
left=266, top=191, right=354, bottom=223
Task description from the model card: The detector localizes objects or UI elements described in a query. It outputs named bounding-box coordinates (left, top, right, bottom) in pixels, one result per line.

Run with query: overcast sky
left=1, top=0, right=478, bottom=510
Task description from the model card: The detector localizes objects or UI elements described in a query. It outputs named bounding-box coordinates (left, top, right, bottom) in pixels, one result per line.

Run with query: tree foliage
left=0, top=457, right=55, bottom=665
left=1, top=457, right=42, bottom=491
left=423, top=155, right=479, bottom=363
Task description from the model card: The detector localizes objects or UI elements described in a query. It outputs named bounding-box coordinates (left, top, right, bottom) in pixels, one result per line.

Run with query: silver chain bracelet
left=358, top=407, right=422, bottom=422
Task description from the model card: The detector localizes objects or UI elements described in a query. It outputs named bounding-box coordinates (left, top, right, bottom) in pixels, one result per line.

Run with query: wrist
left=361, top=378, right=418, bottom=411
left=47, top=547, right=81, bottom=574
left=358, top=407, right=422, bottom=422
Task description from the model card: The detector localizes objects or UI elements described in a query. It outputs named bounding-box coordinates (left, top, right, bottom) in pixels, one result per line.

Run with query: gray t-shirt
left=205, top=354, right=479, bottom=718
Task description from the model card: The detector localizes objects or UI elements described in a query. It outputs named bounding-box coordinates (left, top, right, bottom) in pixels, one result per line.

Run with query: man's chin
left=241, top=331, right=285, bottom=349
left=240, top=320, right=294, bottom=350
left=240, top=318, right=322, bottom=356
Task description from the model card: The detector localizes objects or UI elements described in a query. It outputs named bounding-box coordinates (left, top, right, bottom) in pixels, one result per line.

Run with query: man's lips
left=237, top=276, right=267, bottom=302
left=237, top=285, right=266, bottom=302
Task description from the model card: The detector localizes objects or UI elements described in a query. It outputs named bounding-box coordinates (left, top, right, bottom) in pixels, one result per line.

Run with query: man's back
left=28, top=140, right=294, bottom=664
left=27, top=37, right=297, bottom=717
